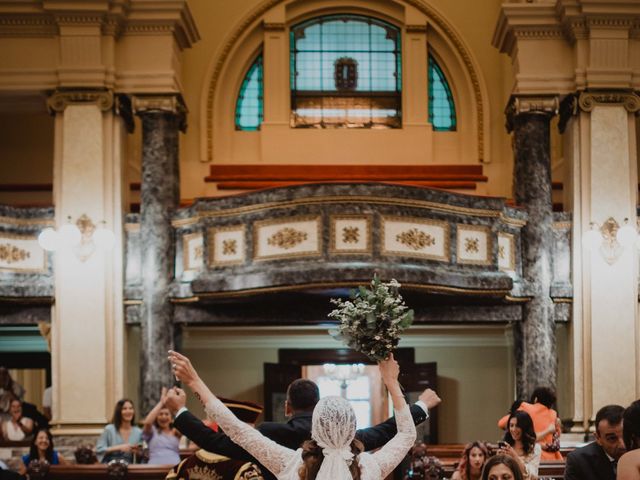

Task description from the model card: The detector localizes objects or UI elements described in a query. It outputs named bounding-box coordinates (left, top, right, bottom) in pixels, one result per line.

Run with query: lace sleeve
left=204, top=396, right=296, bottom=476
left=370, top=404, right=416, bottom=478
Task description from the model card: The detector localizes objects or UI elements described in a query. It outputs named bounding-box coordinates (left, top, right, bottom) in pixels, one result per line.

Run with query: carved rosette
left=505, top=95, right=559, bottom=133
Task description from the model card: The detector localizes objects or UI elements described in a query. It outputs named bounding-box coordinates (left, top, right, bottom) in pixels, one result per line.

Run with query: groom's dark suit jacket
left=174, top=405, right=428, bottom=480
left=564, top=441, right=616, bottom=480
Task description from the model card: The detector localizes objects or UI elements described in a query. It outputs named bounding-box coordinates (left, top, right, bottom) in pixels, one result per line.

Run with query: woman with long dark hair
left=18, top=429, right=66, bottom=475
left=96, top=398, right=143, bottom=464
left=481, top=455, right=524, bottom=480
left=617, top=399, right=640, bottom=480
left=451, top=441, right=489, bottom=480
left=498, top=411, right=541, bottom=479
left=168, top=349, right=416, bottom=480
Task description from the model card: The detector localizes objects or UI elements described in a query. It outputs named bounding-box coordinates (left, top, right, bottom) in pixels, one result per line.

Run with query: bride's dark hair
left=298, top=438, right=363, bottom=480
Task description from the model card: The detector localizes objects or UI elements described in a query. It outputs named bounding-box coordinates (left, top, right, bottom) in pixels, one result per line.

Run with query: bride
left=168, top=350, right=416, bottom=480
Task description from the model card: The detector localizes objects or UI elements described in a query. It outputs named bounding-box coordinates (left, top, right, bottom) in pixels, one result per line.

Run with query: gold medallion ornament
left=0, top=244, right=31, bottom=263
left=396, top=228, right=436, bottom=251
left=267, top=227, right=308, bottom=250
left=464, top=237, right=480, bottom=253
left=342, top=226, right=360, bottom=244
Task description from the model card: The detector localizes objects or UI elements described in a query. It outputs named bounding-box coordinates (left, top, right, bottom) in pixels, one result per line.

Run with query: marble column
left=506, top=95, right=559, bottom=399
left=133, top=95, right=186, bottom=413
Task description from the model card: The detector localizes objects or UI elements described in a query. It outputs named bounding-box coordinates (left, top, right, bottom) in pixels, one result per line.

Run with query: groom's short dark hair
left=287, top=379, right=319, bottom=411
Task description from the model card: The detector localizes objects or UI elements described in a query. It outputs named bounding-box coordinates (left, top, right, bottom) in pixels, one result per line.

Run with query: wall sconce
left=582, top=217, right=639, bottom=265
left=38, top=214, right=115, bottom=261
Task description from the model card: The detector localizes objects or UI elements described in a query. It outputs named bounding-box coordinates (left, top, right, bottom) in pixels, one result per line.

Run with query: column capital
left=559, top=90, right=640, bottom=132
left=47, top=89, right=114, bottom=114
left=505, top=95, right=559, bottom=133
left=132, top=94, right=187, bottom=132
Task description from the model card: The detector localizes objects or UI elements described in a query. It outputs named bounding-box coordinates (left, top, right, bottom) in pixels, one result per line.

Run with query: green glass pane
left=290, top=15, right=401, bottom=128
left=235, top=54, right=263, bottom=131
left=428, top=54, right=457, bottom=131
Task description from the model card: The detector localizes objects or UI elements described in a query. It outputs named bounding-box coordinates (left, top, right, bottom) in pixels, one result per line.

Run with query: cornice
left=492, top=3, right=560, bottom=56
left=262, top=21, right=285, bottom=31
left=0, top=15, right=57, bottom=36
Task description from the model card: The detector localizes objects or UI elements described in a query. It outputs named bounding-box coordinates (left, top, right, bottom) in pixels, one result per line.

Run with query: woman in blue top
left=96, top=398, right=143, bottom=463
left=18, top=429, right=66, bottom=475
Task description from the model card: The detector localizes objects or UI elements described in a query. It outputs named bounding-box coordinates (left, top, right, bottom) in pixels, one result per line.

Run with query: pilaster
left=48, top=88, right=126, bottom=433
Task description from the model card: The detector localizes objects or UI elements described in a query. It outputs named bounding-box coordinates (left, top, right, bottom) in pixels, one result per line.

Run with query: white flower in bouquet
left=328, top=274, right=414, bottom=361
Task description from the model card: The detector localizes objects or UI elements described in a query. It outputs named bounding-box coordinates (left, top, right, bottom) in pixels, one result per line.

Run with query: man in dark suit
left=564, top=404, right=626, bottom=480
left=166, top=379, right=440, bottom=480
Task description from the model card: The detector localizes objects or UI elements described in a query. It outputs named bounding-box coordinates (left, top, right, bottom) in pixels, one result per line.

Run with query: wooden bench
left=44, top=464, right=174, bottom=479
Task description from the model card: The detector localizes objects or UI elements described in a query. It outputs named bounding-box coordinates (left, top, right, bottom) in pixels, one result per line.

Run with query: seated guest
left=617, top=399, right=640, bottom=480
left=143, top=388, right=181, bottom=465
left=166, top=397, right=265, bottom=480
left=563, top=404, right=625, bottom=480
left=481, top=455, right=524, bottom=480
left=498, top=387, right=562, bottom=461
left=18, top=428, right=66, bottom=475
left=0, top=368, right=25, bottom=418
left=96, top=398, right=143, bottom=464
left=1, top=398, right=34, bottom=440
left=451, top=441, right=489, bottom=480
left=498, top=411, right=541, bottom=479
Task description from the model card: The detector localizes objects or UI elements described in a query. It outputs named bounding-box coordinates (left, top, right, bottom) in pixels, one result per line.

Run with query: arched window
left=235, top=54, right=263, bottom=131
left=428, top=54, right=456, bottom=131
left=290, top=15, right=401, bottom=129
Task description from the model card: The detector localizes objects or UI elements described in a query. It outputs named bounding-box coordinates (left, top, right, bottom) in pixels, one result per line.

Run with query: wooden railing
left=205, top=164, right=489, bottom=191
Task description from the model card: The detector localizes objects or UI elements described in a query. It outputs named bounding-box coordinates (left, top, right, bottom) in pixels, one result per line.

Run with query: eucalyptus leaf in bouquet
left=328, top=274, right=414, bottom=361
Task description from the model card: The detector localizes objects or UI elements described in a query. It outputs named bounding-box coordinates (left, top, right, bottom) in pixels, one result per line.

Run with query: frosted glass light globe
left=582, top=228, right=601, bottom=250
left=93, top=226, right=116, bottom=250
left=616, top=223, right=637, bottom=247
left=59, top=223, right=81, bottom=246
left=38, top=228, right=60, bottom=251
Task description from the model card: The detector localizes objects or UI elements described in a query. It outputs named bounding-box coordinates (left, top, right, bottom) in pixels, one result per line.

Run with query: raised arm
left=168, top=350, right=296, bottom=476
left=370, top=354, right=417, bottom=478
left=142, top=388, right=168, bottom=437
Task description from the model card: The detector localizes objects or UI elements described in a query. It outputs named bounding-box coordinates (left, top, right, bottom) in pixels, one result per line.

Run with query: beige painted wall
left=122, top=326, right=518, bottom=444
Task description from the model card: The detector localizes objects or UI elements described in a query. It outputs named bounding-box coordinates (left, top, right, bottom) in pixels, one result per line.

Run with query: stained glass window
left=290, top=15, right=401, bottom=128
left=428, top=54, right=456, bottom=131
left=235, top=54, right=263, bottom=131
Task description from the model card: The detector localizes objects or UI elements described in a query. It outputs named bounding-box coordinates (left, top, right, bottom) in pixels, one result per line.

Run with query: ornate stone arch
left=199, top=0, right=490, bottom=164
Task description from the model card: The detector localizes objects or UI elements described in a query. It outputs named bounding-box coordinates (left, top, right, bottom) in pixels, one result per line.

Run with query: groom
left=166, top=380, right=440, bottom=479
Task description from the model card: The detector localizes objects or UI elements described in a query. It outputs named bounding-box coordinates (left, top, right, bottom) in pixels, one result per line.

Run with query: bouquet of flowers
left=328, top=274, right=414, bottom=361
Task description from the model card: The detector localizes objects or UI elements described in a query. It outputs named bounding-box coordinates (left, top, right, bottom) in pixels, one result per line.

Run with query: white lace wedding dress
left=204, top=396, right=416, bottom=480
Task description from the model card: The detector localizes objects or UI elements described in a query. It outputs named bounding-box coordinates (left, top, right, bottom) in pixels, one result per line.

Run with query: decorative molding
left=207, top=225, right=246, bottom=267
left=204, top=0, right=487, bottom=163
left=0, top=16, right=57, bottom=37
left=559, top=91, right=640, bottom=132
left=456, top=224, right=492, bottom=266
left=0, top=216, right=54, bottom=227
left=406, top=24, right=427, bottom=34
left=505, top=94, right=559, bottom=132
left=132, top=94, right=188, bottom=132
left=498, top=232, right=516, bottom=273
left=577, top=91, right=640, bottom=113
left=253, top=216, right=321, bottom=261
left=381, top=216, right=450, bottom=261
left=262, top=22, right=286, bottom=31
left=47, top=90, right=114, bottom=114
left=329, top=215, right=372, bottom=255
left=0, top=233, right=47, bottom=273
left=182, top=233, right=204, bottom=272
